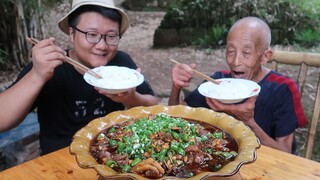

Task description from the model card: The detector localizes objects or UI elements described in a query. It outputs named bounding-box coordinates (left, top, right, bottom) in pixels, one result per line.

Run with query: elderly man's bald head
left=228, top=17, right=271, bottom=52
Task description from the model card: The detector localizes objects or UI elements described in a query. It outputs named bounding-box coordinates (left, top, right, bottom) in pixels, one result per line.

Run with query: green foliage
left=159, top=7, right=185, bottom=28
left=193, top=25, right=228, bottom=48
left=295, top=29, right=320, bottom=48
left=161, top=0, right=234, bottom=29
left=159, top=0, right=320, bottom=48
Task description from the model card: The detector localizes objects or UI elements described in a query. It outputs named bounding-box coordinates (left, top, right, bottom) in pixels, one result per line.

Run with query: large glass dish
left=70, top=105, right=260, bottom=179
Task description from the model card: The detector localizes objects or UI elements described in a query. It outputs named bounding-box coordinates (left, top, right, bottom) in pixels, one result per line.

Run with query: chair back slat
left=270, top=50, right=320, bottom=159
left=297, top=63, right=308, bottom=96
left=305, top=75, right=320, bottom=158
left=271, top=61, right=278, bottom=71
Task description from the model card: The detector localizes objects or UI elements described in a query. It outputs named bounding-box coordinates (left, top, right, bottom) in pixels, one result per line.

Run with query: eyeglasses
left=73, top=26, right=121, bottom=46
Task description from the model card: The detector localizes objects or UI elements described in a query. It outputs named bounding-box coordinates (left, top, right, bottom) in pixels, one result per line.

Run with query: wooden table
left=1, top=145, right=320, bottom=179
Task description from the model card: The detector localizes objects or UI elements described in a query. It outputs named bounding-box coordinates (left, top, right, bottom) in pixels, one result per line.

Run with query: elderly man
left=169, top=16, right=307, bottom=153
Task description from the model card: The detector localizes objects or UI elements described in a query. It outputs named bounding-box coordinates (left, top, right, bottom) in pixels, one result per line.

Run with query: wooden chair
left=270, top=50, right=320, bottom=159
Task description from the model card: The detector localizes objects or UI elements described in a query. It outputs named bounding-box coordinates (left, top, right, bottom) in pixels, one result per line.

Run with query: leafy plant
left=157, top=0, right=320, bottom=48
left=193, top=25, right=227, bottom=48
left=295, top=29, right=320, bottom=47
left=160, top=7, right=185, bottom=29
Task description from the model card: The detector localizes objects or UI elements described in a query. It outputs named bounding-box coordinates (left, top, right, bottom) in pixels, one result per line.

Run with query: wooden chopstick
left=170, top=59, right=220, bottom=85
left=26, top=37, right=102, bottom=79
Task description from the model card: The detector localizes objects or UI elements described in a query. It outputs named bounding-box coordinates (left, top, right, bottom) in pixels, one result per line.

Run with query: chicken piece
left=131, top=158, right=165, bottom=178
left=185, top=145, right=199, bottom=152
left=113, top=154, right=129, bottom=166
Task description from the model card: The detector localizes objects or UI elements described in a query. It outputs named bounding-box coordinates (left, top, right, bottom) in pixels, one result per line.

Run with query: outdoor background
left=0, top=0, right=319, bottom=170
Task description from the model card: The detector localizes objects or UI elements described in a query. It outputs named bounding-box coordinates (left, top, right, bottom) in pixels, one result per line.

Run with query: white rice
left=206, top=80, right=250, bottom=99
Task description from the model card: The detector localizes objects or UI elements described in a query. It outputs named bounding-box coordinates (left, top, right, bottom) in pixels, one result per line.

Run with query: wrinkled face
left=225, top=26, right=265, bottom=81
left=69, top=12, right=120, bottom=68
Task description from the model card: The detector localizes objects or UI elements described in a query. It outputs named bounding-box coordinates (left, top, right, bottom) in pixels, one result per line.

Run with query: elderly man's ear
left=261, top=49, right=273, bottom=65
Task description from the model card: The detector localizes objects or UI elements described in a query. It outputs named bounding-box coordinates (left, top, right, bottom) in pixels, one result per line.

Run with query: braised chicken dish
left=90, top=114, right=238, bottom=178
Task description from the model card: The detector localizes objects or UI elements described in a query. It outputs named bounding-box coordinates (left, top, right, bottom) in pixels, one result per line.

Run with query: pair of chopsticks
left=170, top=59, right=220, bottom=85
left=26, top=37, right=102, bottom=79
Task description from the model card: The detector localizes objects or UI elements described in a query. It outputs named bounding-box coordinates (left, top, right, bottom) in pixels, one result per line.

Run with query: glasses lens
left=106, top=35, right=119, bottom=45
left=86, top=32, right=102, bottom=43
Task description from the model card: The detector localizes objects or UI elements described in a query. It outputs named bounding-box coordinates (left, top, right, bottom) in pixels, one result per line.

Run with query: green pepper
left=109, top=139, right=117, bottom=146
left=170, top=141, right=179, bottom=152
left=230, top=151, right=238, bottom=156
left=207, top=133, right=214, bottom=139
left=117, top=142, right=125, bottom=153
left=201, top=135, right=208, bottom=141
left=122, top=136, right=129, bottom=143
left=130, top=157, right=141, bottom=166
left=177, top=147, right=185, bottom=156
left=109, top=127, right=116, bottom=133
left=221, top=152, right=234, bottom=160
left=188, top=141, right=195, bottom=145
left=183, top=172, right=194, bottom=178
left=97, top=133, right=105, bottom=141
left=123, top=146, right=133, bottom=154
left=105, top=160, right=117, bottom=168
left=171, top=131, right=180, bottom=140
left=151, top=149, right=157, bottom=159
left=190, top=125, right=196, bottom=134
left=211, top=164, right=222, bottom=171
left=179, top=142, right=188, bottom=149
left=214, top=132, right=223, bottom=139
left=213, top=151, right=222, bottom=156
left=143, top=130, right=151, bottom=136
left=121, top=164, right=131, bottom=172
left=145, top=141, right=152, bottom=149
left=167, top=150, right=174, bottom=157
left=181, top=133, right=190, bottom=142
left=158, top=148, right=168, bottom=161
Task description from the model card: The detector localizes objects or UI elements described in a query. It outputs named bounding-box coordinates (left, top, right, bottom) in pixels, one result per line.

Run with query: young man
left=0, top=0, right=158, bottom=154
left=169, top=17, right=307, bottom=153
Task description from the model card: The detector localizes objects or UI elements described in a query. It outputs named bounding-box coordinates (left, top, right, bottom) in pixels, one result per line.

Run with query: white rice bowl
left=84, top=66, right=144, bottom=94
left=198, top=78, right=261, bottom=104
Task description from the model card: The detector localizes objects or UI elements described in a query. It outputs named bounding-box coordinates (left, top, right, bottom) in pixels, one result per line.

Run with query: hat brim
left=58, top=2, right=129, bottom=36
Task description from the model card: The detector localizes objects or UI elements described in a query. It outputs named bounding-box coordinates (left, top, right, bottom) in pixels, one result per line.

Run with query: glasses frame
left=73, top=26, right=121, bottom=46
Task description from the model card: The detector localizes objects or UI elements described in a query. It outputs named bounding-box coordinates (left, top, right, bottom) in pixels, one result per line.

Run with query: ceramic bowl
left=198, top=78, right=261, bottom=104
left=84, top=66, right=144, bottom=94
left=70, top=105, right=260, bottom=179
